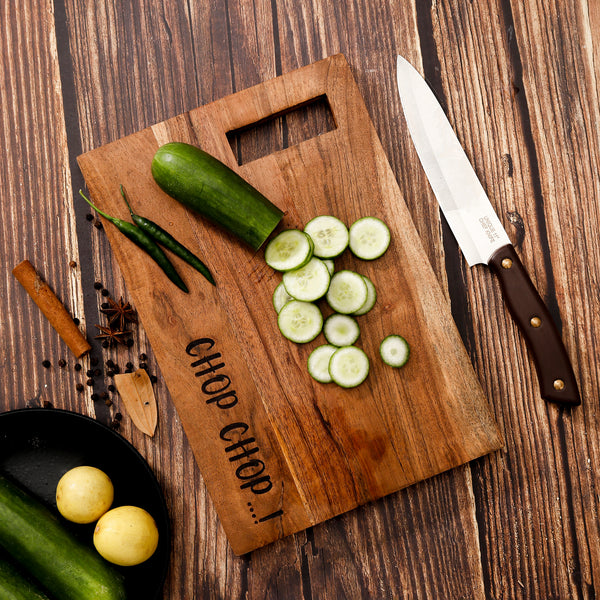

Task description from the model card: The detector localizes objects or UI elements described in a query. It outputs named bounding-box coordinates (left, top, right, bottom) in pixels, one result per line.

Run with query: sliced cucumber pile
left=349, top=216, right=391, bottom=260
left=265, top=229, right=314, bottom=271
left=272, top=281, right=293, bottom=313
left=283, top=257, right=330, bottom=302
left=304, top=215, right=349, bottom=258
left=278, top=300, right=323, bottom=343
left=353, top=275, right=377, bottom=316
left=323, top=314, right=360, bottom=347
left=307, top=345, right=337, bottom=383
left=329, top=346, right=370, bottom=388
left=326, top=270, right=368, bottom=314
left=267, top=214, right=409, bottom=388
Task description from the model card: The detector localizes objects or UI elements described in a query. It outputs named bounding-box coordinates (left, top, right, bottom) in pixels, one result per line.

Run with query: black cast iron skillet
left=0, top=408, right=170, bottom=600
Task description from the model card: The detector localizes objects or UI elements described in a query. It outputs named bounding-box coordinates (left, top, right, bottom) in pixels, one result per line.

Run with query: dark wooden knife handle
left=489, top=244, right=580, bottom=406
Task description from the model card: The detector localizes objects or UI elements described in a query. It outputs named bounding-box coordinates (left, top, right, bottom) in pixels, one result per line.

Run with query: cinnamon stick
left=12, top=260, right=91, bottom=358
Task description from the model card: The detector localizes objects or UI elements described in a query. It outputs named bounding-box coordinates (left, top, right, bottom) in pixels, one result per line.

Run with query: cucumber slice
left=265, top=230, right=314, bottom=271
left=328, top=346, right=370, bottom=388
left=349, top=217, right=391, bottom=260
left=326, top=270, right=368, bottom=314
left=282, top=257, right=331, bottom=302
left=380, top=335, right=410, bottom=367
left=353, top=275, right=377, bottom=316
left=323, top=259, right=335, bottom=275
left=323, top=314, right=360, bottom=346
left=304, top=215, right=349, bottom=258
left=272, top=282, right=293, bottom=313
left=277, top=300, right=323, bottom=343
left=307, top=344, right=337, bottom=383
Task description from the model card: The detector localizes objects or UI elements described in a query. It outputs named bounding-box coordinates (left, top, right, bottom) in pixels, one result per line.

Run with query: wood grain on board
left=77, top=54, right=502, bottom=554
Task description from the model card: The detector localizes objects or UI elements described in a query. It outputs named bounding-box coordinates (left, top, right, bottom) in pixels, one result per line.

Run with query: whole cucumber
left=151, top=142, right=284, bottom=250
left=0, top=474, right=126, bottom=600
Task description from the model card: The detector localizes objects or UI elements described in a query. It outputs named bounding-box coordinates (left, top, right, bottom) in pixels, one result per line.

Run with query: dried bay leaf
left=114, top=369, right=157, bottom=436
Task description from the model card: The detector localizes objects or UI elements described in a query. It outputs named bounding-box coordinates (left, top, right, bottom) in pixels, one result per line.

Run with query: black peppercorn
left=86, top=378, right=94, bottom=386
left=102, top=341, right=109, bottom=348
left=93, top=368, right=101, bottom=377
left=106, top=370, right=114, bottom=377
left=90, top=356, right=99, bottom=366
left=150, top=375, right=158, bottom=384
left=76, top=383, right=84, bottom=392
left=74, top=363, right=82, bottom=371
left=94, top=282, right=103, bottom=289
left=125, top=362, right=134, bottom=370
left=101, top=302, right=110, bottom=310
left=101, top=289, right=110, bottom=297
left=115, top=413, right=122, bottom=421
left=91, top=393, right=99, bottom=401
left=139, top=362, right=148, bottom=370
left=73, top=317, right=80, bottom=326
left=58, top=359, right=66, bottom=368
left=139, top=353, right=147, bottom=361
left=69, top=260, right=77, bottom=268
left=93, top=220, right=103, bottom=230
left=126, top=339, right=134, bottom=347
left=42, top=360, right=51, bottom=368
left=108, top=385, right=116, bottom=392
left=86, top=213, right=94, bottom=221
left=86, top=369, right=93, bottom=377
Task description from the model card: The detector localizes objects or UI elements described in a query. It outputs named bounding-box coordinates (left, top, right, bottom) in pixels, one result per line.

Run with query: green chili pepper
left=79, top=190, right=189, bottom=294
left=120, top=186, right=215, bottom=286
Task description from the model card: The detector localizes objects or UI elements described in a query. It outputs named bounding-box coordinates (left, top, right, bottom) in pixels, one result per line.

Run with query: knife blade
left=396, top=55, right=580, bottom=406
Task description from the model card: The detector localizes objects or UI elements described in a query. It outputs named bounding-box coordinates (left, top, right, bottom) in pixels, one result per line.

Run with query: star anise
left=94, top=324, right=132, bottom=347
left=100, top=297, right=137, bottom=331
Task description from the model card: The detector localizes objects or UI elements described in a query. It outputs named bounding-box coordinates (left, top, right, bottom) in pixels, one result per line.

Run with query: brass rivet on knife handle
left=489, top=244, right=580, bottom=406
left=12, top=260, right=91, bottom=358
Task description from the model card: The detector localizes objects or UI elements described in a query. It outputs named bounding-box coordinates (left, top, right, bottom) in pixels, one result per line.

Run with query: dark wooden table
left=2, top=1, right=598, bottom=598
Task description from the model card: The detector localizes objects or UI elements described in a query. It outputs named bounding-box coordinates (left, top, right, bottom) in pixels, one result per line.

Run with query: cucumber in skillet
left=151, top=142, right=284, bottom=250
left=0, top=555, right=51, bottom=600
left=0, top=474, right=126, bottom=600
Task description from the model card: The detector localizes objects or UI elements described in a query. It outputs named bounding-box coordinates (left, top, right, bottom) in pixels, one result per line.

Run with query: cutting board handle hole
left=226, top=94, right=336, bottom=166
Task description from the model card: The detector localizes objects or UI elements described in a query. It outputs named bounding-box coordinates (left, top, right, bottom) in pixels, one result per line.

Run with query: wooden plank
left=424, top=0, right=600, bottom=597
left=78, top=54, right=502, bottom=555
left=0, top=0, right=92, bottom=414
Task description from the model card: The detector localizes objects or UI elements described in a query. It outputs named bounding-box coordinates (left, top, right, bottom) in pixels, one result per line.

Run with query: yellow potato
left=55, top=466, right=114, bottom=524
left=93, top=505, right=159, bottom=566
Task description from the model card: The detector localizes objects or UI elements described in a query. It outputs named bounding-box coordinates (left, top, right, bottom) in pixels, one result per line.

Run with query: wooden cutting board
left=78, top=54, right=502, bottom=555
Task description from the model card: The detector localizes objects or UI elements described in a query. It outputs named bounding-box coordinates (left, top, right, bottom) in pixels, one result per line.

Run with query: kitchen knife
left=396, top=55, right=580, bottom=406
